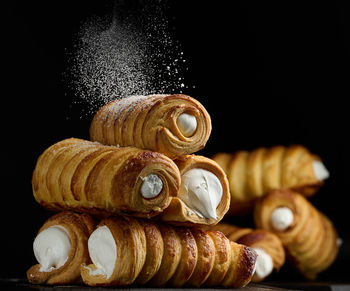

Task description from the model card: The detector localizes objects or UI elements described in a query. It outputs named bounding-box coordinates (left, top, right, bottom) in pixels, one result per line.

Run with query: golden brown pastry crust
left=186, top=227, right=215, bottom=286
left=89, top=94, right=212, bottom=159
left=161, top=154, right=230, bottom=225
left=32, top=138, right=181, bottom=218
left=206, top=222, right=285, bottom=282
left=203, top=230, right=232, bottom=286
left=167, top=227, right=198, bottom=287
left=80, top=215, right=257, bottom=287
left=147, top=223, right=182, bottom=286
left=212, top=145, right=325, bottom=215
left=221, top=241, right=258, bottom=288
left=254, top=189, right=339, bottom=279
left=81, top=216, right=146, bottom=286
left=135, top=220, right=164, bottom=285
left=27, top=211, right=95, bottom=285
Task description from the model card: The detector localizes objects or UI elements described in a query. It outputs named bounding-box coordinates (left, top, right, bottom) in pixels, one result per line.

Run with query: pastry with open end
left=81, top=215, right=257, bottom=288
left=254, top=189, right=339, bottom=279
left=89, top=94, right=211, bottom=159
left=32, top=138, right=181, bottom=218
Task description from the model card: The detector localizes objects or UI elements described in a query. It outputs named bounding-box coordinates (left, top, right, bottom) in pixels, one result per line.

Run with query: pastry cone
left=254, top=189, right=339, bottom=279
left=81, top=215, right=257, bottom=288
left=32, top=138, right=181, bottom=218
left=89, top=94, right=211, bottom=159
left=212, top=145, right=329, bottom=214
left=27, top=211, right=95, bottom=284
left=205, top=223, right=285, bottom=282
left=161, top=154, right=230, bottom=225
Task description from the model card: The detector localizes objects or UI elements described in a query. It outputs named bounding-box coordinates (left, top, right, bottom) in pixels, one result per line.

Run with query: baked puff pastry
left=205, top=223, right=285, bottom=282
left=212, top=145, right=329, bottom=214
left=32, top=138, right=180, bottom=217
left=80, top=215, right=257, bottom=288
left=89, top=94, right=211, bottom=159
left=27, top=211, right=95, bottom=284
left=161, top=154, right=230, bottom=225
left=254, top=189, right=339, bottom=279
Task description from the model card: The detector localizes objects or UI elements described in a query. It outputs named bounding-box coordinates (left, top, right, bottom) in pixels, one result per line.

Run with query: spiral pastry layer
left=89, top=94, right=212, bottom=159
left=212, top=145, right=328, bottom=214
left=27, top=211, right=95, bottom=284
left=161, top=154, right=230, bottom=225
left=254, top=189, right=339, bottom=279
left=81, top=215, right=257, bottom=287
left=32, top=138, right=181, bottom=217
left=206, top=222, right=285, bottom=282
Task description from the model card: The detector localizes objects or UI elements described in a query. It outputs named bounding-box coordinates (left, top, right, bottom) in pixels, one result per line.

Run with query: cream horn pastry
left=161, top=154, right=230, bottom=225
left=27, top=211, right=95, bottom=284
left=212, top=145, right=329, bottom=215
left=32, top=138, right=180, bottom=218
left=89, top=94, right=212, bottom=159
left=254, top=189, right=339, bottom=280
left=205, top=223, right=285, bottom=282
left=81, top=215, right=257, bottom=288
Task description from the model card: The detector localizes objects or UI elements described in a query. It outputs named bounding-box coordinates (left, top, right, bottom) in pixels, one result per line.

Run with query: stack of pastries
left=211, top=145, right=339, bottom=281
left=27, top=94, right=257, bottom=287
left=27, top=94, right=339, bottom=286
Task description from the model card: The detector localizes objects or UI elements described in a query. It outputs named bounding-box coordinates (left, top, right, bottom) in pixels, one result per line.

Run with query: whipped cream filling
left=33, top=225, right=71, bottom=272
left=270, top=207, right=294, bottom=231
left=88, top=225, right=117, bottom=279
left=180, top=168, right=223, bottom=219
left=252, top=248, right=274, bottom=280
left=177, top=113, right=197, bottom=137
left=140, top=174, right=163, bottom=199
left=313, top=160, right=330, bottom=181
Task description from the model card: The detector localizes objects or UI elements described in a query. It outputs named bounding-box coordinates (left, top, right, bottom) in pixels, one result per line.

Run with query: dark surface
left=2, top=279, right=350, bottom=291
left=2, top=0, right=350, bottom=283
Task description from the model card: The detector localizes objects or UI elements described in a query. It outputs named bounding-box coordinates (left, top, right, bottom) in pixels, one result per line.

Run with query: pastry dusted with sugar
left=212, top=145, right=329, bottom=214
left=254, top=189, right=339, bottom=280
left=205, top=223, right=285, bottom=282
left=80, top=215, right=257, bottom=288
left=89, top=94, right=211, bottom=159
left=32, top=138, right=180, bottom=218
left=27, top=211, right=95, bottom=284
left=161, top=154, right=230, bottom=225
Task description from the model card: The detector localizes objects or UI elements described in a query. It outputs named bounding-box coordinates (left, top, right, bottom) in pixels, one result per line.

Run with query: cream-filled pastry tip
left=140, top=174, right=163, bottom=199
left=252, top=248, right=274, bottom=281
left=87, top=226, right=117, bottom=279
left=33, top=226, right=71, bottom=273
left=177, top=113, right=197, bottom=137
left=270, top=207, right=294, bottom=231
left=180, top=168, right=222, bottom=219
left=313, top=160, right=330, bottom=181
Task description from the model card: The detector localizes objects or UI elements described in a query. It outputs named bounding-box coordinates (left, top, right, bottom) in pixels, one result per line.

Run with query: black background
left=3, top=0, right=350, bottom=283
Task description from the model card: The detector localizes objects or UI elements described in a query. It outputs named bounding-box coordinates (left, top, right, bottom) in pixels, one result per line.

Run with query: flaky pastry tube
left=89, top=94, right=211, bottom=159
left=80, top=215, right=257, bottom=288
left=213, top=145, right=329, bottom=215
left=161, top=154, right=230, bottom=225
left=27, top=211, right=95, bottom=284
left=254, top=189, right=339, bottom=279
left=32, top=138, right=180, bottom=218
left=205, top=223, right=285, bottom=282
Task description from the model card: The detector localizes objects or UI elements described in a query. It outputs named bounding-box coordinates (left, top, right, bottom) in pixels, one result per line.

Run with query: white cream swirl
left=313, top=160, right=330, bottom=181
left=33, top=225, right=71, bottom=272
left=252, top=248, right=274, bottom=281
left=140, top=174, right=163, bottom=199
left=270, top=207, right=294, bottom=231
left=180, top=168, right=222, bottom=219
left=177, top=113, right=197, bottom=136
left=87, top=225, right=117, bottom=279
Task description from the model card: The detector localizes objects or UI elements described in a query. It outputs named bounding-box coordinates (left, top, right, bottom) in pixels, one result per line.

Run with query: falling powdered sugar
left=68, top=1, right=193, bottom=116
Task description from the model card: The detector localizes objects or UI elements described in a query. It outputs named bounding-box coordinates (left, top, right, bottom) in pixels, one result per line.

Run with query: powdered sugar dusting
left=67, top=1, right=193, bottom=116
